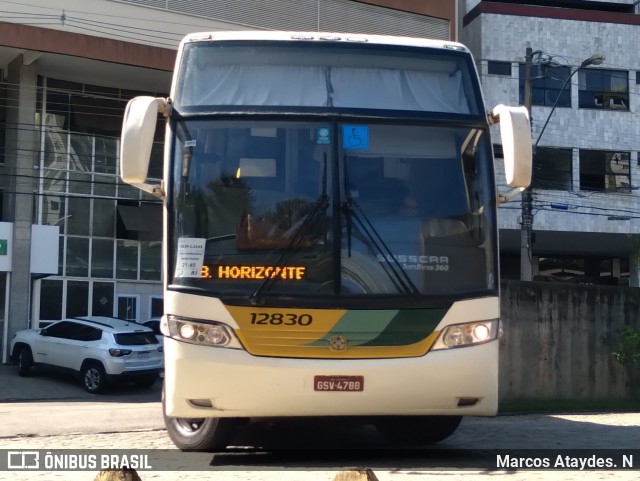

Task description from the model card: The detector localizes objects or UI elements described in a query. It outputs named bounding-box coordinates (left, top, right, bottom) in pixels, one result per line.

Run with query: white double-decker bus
left=120, top=31, right=531, bottom=450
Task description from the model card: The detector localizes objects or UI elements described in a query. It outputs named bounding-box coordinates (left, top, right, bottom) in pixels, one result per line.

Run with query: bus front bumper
left=163, top=338, right=499, bottom=418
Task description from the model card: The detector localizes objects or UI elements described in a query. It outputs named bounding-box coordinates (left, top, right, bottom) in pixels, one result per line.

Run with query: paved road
left=1, top=365, right=640, bottom=480
left=2, top=405, right=640, bottom=481
left=3, top=400, right=640, bottom=449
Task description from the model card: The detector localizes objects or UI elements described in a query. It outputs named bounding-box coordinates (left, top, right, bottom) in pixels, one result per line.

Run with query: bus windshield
left=174, top=41, right=481, bottom=115
left=170, top=119, right=497, bottom=303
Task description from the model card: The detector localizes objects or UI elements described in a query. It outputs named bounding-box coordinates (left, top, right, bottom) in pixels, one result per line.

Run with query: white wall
left=476, top=13, right=640, bottom=235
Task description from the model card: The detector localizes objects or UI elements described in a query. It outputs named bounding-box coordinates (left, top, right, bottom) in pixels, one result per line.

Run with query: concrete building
left=0, top=0, right=457, bottom=360
left=461, top=0, right=640, bottom=286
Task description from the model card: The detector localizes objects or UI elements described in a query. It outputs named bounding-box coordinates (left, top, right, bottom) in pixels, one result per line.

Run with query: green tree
left=612, top=326, right=640, bottom=368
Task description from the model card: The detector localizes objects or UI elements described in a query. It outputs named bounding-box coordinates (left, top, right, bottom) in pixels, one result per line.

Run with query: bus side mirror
left=491, top=104, right=532, bottom=189
left=120, top=96, right=167, bottom=197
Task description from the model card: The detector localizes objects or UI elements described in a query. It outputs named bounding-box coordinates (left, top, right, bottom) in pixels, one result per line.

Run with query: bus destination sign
left=201, top=264, right=306, bottom=281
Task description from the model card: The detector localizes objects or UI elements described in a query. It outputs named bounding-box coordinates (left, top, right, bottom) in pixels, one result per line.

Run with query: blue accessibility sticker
left=342, top=125, right=369, bottom=150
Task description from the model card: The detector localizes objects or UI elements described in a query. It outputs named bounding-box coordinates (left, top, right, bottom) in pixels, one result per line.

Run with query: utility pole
left=521, top=46, right=533, bottom=281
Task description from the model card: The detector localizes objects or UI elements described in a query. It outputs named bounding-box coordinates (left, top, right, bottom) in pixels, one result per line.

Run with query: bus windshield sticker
left=184, top=140, right=197, bottom=147
left=174, top=238, right=206, bottom=278
left=342, top=125, right=369, bottom=150
left=316, top=127, right=331, bottom=145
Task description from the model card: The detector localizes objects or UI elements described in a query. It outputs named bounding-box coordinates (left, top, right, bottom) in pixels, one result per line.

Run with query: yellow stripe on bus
left=225, top=305, right=439, bottom=359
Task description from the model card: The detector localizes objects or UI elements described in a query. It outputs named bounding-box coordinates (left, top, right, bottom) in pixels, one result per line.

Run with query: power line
left=62, top=15, right=185, bottom=39
left=0, top=0, right=260, bottom=31
left=1, top=64, right=640, bottom=219
left=61, top=20, right=179, bottom=48
left=0, top=7, right=189, bottom=43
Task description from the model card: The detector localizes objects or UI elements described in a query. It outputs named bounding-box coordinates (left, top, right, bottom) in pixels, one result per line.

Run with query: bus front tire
left=376, top=415, right=462, bottom=445
left=162, top=395, right=238, bottom=451
left=164, top=415, right=238, bottom=451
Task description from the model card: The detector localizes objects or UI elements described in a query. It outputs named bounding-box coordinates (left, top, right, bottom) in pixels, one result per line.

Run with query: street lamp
left=520, top=52, right=604, bottom=281
left=535, top=53, right=605, bottom=147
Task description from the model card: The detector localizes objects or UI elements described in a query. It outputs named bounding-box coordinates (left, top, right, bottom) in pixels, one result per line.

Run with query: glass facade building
left=34, top=78, right=164, bottom=325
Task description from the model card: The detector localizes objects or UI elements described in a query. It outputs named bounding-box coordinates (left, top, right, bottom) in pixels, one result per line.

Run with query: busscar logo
left=8, top=451, right=39, bottom=469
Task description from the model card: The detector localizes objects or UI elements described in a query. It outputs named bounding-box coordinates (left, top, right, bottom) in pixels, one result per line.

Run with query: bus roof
left=180, top=31, right=470, bottom=54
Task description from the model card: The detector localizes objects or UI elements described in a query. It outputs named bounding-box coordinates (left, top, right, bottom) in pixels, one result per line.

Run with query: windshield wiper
left=341, top=195, right=420, bottom=297
left=250, top=154, right=329, bottom=305
left=342, top=157, right=419, bottom=297
left=205, top=233, right=236, bottom=244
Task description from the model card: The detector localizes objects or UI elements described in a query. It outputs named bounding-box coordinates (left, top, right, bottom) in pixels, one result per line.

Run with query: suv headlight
left=431, top=319, right=499, bottom=350
left=166, top=316, right=243, bottom=349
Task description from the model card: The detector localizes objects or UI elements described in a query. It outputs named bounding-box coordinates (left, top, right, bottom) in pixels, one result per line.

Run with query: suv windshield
left=170, top=120, right=496, bottom=304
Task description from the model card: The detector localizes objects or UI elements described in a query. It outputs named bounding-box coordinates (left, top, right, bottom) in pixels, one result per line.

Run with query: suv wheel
left=81, top=363, right=107, bottom=394
left=17, top=346, right=33, bottom=377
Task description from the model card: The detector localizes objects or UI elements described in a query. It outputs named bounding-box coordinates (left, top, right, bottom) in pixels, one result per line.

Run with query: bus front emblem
left=329, top=335, right=347, bottom=351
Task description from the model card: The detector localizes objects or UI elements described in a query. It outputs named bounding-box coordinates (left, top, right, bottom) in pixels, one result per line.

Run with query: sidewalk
left=0, top=363, right=164, bottom=439
left=0, top=364, right=161, bottom=402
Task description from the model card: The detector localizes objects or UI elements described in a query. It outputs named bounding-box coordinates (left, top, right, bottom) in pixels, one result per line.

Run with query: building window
left=93, top=199, right=116, bottom=238
left=579, top=150, right=630, bottom=192
left=140, top=241, right=162, bottom=281
left=35, top=77, right=166, bottom=325
left=150, top=297, right=164, bottom=319
left=537, top=257, right=623, bottom=285
left=636, top=71, right=640, bottom=85
left=519, top=64, right=571, bottom=107
left=66, top=197, right=91, bottom=236
left=38, top=279, right=114, bottom=322
left=499, top=252, right=520, bottom=281
left=537, top=257, right=585, bottom=282
left=40, top=279, right=63, bottom=320
left=66, top=237, right=89, bottom=277
left=488, top=61, right=511, bottom=76
left=92, top=282, right=114, bottom=317
left=118, top=296, right=138, bottom=321
left=149, top=142, right=164, bottom=180
left=533, top=147, right=572, bottom=190
left=67, top=281, right=89, bottom=318
left=578, top=69, right=628, bottom=110
left=91, top=238, right=114, bottom=278
left=116, top=240, right=138, bottom=279
left=116, top=201, right=162, bottom=241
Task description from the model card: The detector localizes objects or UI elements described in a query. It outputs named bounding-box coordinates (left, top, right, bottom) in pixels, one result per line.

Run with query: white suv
left=10, top=316, right=164, bottom=394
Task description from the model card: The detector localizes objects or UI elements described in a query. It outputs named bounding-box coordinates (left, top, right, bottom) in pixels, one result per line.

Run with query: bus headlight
left=431, top=319, right=499, bottom=350
left=167, top=316, right=243, bottom=349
